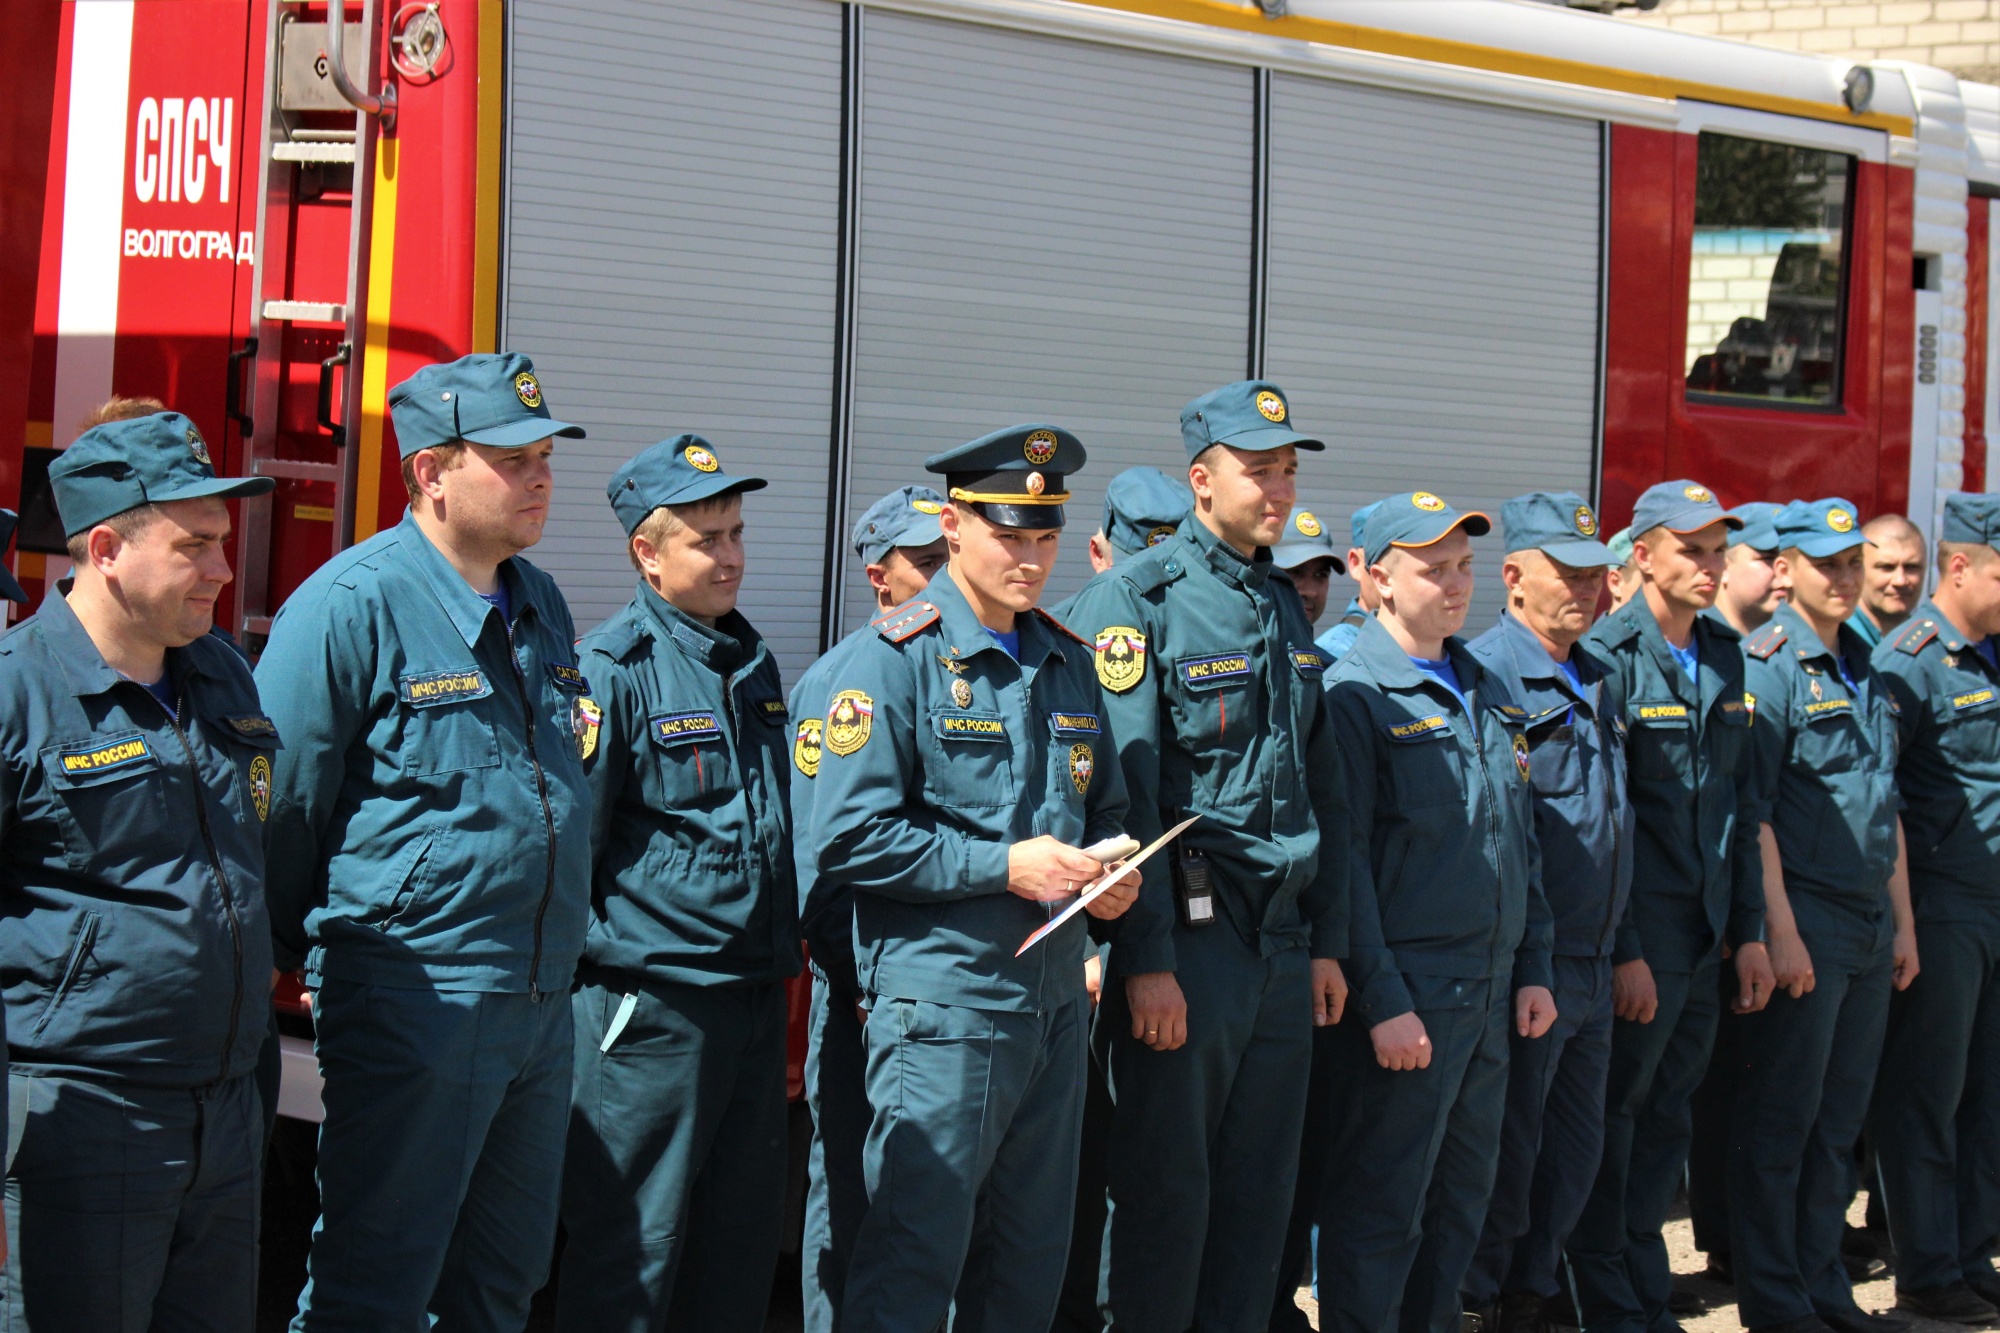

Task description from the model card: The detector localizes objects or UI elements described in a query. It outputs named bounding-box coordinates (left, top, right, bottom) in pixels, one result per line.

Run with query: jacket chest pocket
left=1625, top=702, right=1693, bottom=782
left=1794, top=698, right=1860, bottom=776
left=1382, top=713, right=1465, bottom=809
left=924, top=711, right=1015, bottom=810
left=39, top=733, right=170, bottom=869
left=398, top=669, right=500, bottom=777
left=1526, top=720, right=1581, bottom=797
left=650, top=711, right=738, bottom=803
left=1046, top=712, right=1101, bottom=829
left=214, top=723, right=281, bottom=826
left=1940, top=684, right=2000, bottom=763
left=1170, top=651, right=1259, bottom=748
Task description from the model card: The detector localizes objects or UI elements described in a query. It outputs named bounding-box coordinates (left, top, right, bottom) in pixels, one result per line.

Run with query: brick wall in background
left=1622, top=1, right=2000, bottom=82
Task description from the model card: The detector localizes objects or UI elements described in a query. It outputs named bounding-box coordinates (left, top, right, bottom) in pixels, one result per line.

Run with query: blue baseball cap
left=853, top=486, right=947, bottom=564
left=1726, top=501, right=1784, bottom=553
left=0, top=510, right=26, bottom=602
left=1349, top=500, right=1382, bottom=553
left=1607, top=527, right=1635, bottom=565
left=1941, top=492, right=2000, bottom=545
left=608, top=434, right=767, bottom=535
left=927, top=424, right=1086, bottom=529
left=1180, top=380, right=1324, bottom=462
left=388, top=352, right=586, bottom=458
left=1102, top=466, right=1192, bottom=556
left=1774, top=497, right=1865, bottom=558
left=1271, top=507, right=1341, bottom=569
left=50, top=412, right=274, bottom=538
left=1362, top=491, right=1492, bottom=568
left=1500, top=490, right=1613, bottom=568
left=1630, top=479, right=1740, bottom=538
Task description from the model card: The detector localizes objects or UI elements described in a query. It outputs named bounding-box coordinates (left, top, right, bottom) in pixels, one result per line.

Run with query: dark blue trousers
left=1099, top=931, right=1311, bottom=1333
left=1053, top=1035, right=1113, bottom=1333
left=1270, top=1020, right=1345, bottom=1333
left=1728, top=925, right=1892, bottom=1328
left=1872, top=915, right=2000, bottom=1291
left=1570, top=959, right=1719, bottom=1333
left=1465, top=956, right=1615, bottom=1305
left=1685, top=962, right=1744, bottom=1263
left=1, top=1071, right=261, bottom=1333
left=802, top=969, right=871, bottom=1333
left=558, top=979, right=789, bottom=1333
left=844, top=996, right=1087, bottom=1333
left=1315, top=974, right=1512, bottom=1333
left=293, top=982, right=571, bottom=1333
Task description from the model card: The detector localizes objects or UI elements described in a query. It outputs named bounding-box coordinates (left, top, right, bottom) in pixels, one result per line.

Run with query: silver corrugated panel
left=843, top=10, right=1253, bottom=634
left=1267, top=76, right=1602, bottom=628
left=502, top=0, right=843, bottom=680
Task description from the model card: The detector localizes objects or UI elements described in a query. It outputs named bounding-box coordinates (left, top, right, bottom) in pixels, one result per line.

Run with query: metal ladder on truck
left=231, top=0, right=404, bottom=641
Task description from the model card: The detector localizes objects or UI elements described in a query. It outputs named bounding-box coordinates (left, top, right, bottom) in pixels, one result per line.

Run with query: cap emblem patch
left=1069, top=742, right=1094, bottom=795
left=793, top=718, right=824, bottom=778
left=684, top=445, right=720, bottom=473
left=911, top=499, right=943, bottom=515
left=1094, top=626, right=1147, bottom=694
left=1412, top=492, right=1447, bottom=513
left=1575, top=505, right=1598, bottom=537
left=1023, top=430, right=1059, bottom=465
left=1026, top=472, right=1047, bottom=496
left=513, top=372, right=543, bottom=409
left=1295, top=511, right=1323, bottom=538
left=1256, top=390, right=1287, bottom=423
left=1827, top=507, right=1854, bottom=533
left=825, top=689, right=874, bottom=757
left=186, top=424, right=212, bottom=467
left=1683, top=484, right=1713, bottom=503
left=248, top=755, right=271, bottom=821
left=1146, top=525, right=1177, bottom=546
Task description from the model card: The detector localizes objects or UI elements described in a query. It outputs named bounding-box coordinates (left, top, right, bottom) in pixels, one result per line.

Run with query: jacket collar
left=1182, top=516, right=1272, bottom=592
left=930, top=567, right=1064, bottom=670
left=396, top=509, right=543, bottom=651
left=40, top=583, right=226, bottom=699
left=1770, top=599, right=1863, bottom=673
left=1347, top=613, right=1483, bottom=695
left=638, top=582, right=760, bottom=676
left=1912, top=597, right=1972, bottom=654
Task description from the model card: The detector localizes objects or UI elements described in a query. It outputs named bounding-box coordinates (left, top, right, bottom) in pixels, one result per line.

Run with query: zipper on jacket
left=509, top=619, right=559, bottom=1000
left=159, top=698, right=247, bottom=1084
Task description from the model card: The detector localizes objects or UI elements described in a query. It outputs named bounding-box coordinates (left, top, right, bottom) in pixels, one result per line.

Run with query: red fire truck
left=5, top=0, right=1998, bottom=1313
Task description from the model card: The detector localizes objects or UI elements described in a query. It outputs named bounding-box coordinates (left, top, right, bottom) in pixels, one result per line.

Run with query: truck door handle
left=319, top=342, right=352, bottom=448
left=226, top=336, right=257, bottom=439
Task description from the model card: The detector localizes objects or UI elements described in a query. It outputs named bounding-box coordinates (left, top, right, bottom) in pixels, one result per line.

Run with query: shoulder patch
left=1034, top=607, right=1089, bottom=646
left=1894, top=619, right=1941, bottom=656
left=872, top=599, right=940, bottom=644
left=1744, top=623, right=1789, bottom=660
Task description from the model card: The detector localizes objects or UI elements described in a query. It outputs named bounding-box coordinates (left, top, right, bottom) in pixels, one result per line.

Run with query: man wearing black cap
left=1314, top=490, right=1554, bottom=1333
left=0, top=411, right=275, bottom=1329
left=258, top=353, right=594, bottom=1331
left=1065, top=380, right=1348, bottom=1333
left=1571, top=480, right=1774, bottom=1333
left=554, top=435, right=798, bottom=1331
left=791, top=485, right=946, bottom=1333
left=808, top=425, right=1139, bottom=1331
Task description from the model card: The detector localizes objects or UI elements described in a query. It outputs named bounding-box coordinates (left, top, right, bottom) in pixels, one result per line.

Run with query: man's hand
left=1082, top=860, right=1141, bottom=921
left=1007, top=836, right=1105, bottom=903
left=1769, top=927, right=1815, bottom=998
left=1612, top=958, right=1658, bottom=1024
left=1311, top=958, right=1348, bottom=1027
left=1370, top=1011, right=1431, bottom=1070
left=1515, top=985, right=1557, bottom=1039
left=1892, top=927, right=1921, bottom=992
left=1126, top=972, right=1188, bottom=1051
left=1733, top=941, right=1776, bottom=1013
left=1084, top=952, right=1103, bottom=1007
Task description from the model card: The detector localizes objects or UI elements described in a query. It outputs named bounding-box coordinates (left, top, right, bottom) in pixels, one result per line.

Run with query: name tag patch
left=58, top=735, right=155, bottom=775
left=1049, top=711, right=1101, bottom=736
left=1386, top=714, right=1449, bottom=741
left=936, top=713, right=1007, bottom=742
left=651, top=712, right=723, bottom=746
left=1179, top=653, right=1251, bottom=688
left=1631, top=703, right=1689, bottom=723
left=757, top=698, right=788, bottom=720
left=547, top=662, right=588, bottom=693
left=1804, top=697, right=1854, bottom=718
left=1290, top=648, right=1328, bottom=675
left=225, top=713, right=279, bottom=739
left=398, top=670, right=491, bottom=707
left=1952, top=687, right=1996, bottom=712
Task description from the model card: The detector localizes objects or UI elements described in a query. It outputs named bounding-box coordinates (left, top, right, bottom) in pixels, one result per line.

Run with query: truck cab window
left=1685, top=133, right=1853, bottom=410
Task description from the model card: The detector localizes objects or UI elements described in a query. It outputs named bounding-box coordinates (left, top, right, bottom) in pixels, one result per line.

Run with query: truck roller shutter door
left=843, top=12, right=1252, bottom=629
left=503, top=0, right=841, bottom=680
left=1267, top=77, right=1603, bottom=628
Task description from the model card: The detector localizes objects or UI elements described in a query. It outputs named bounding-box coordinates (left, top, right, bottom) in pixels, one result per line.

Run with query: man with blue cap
left=1460, top=492, right=1632, bottom=1333
left=1731, top=498, right=1915, bottom=1333
left=1271, top=505, right=1343, bottom=626
left=808, top=424, right=1140, bottom=1331
left=1314, top=490, right=1555, bottom=1333
left=257, top=352, right=594, bottom=1331
left=1712, top=502, right=1790, bottom=637
left=1084, top=465, right=1192, bottom=577
left=1066, top=380, right=1349, bottom=1332
left=1606, top=527, right=1641, bottom=613
left=1315, top=501, right=1383, bottom=662
left=556, top=436, right=798, bottom=1331
left=0, top=411, right=274, bottom=1329
left=1869, top=492, right=2000, bottom=1325
left=789, top=483, right=945, bottom=1333
left=1572, top=481, right=1775, bottom=1333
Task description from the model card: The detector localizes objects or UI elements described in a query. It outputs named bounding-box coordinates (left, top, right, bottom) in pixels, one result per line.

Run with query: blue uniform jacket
left=809, top=571, right=1130, bottom=1013
left=1583, top=596, right=1764, bottom=971
left=576, top=585, right=800, bottom=990
left=1743, top=603, right=1901, bottom=951
left=0, top=590, right=275, bottom=1087
left=1324, top=617, right=1552, bottom=1026
left=1875, top=602, right=2000, bottom=924
left=1060, top=520, right=1348, bottom=979
left=789, top=633, right=862, bottom=998
left=256, top=512, right=593, bottom=994
left=1314, top=596, right=1370, bottom=663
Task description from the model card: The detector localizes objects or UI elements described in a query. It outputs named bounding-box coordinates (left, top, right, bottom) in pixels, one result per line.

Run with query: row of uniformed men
left=1, top=353, right=1996, bottom=1333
